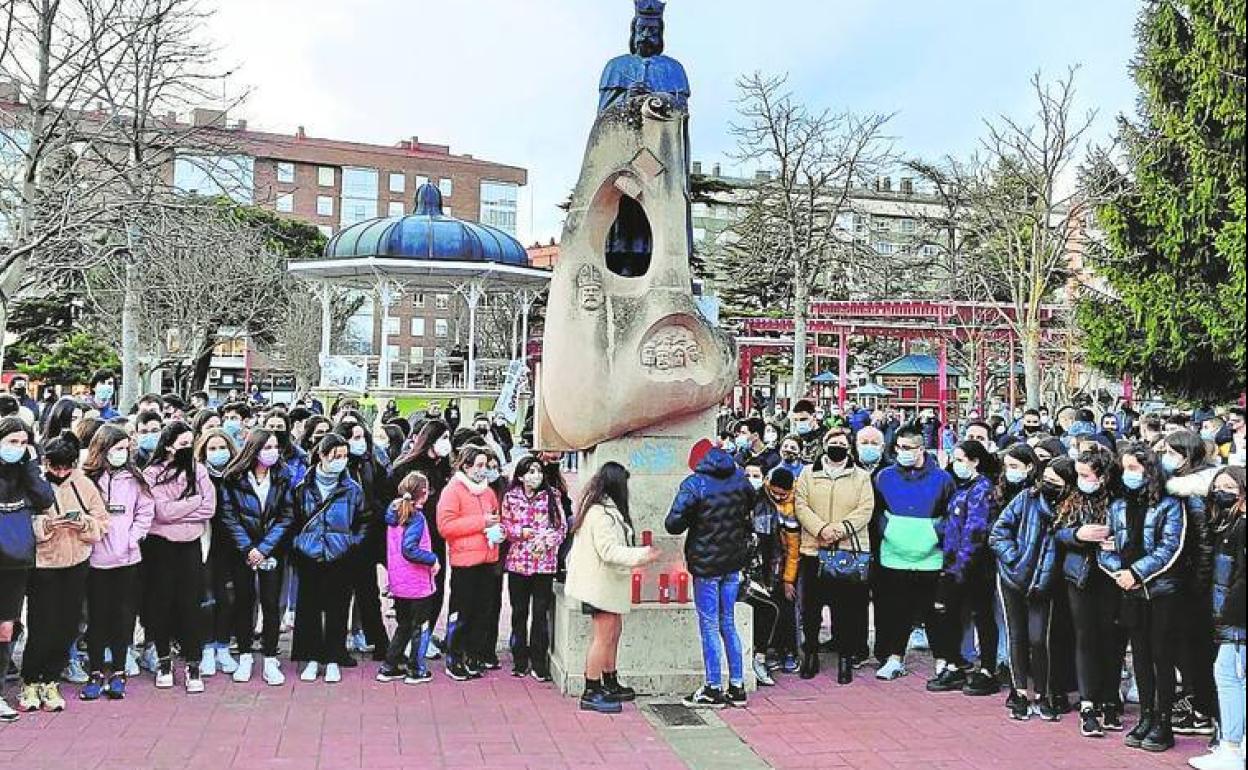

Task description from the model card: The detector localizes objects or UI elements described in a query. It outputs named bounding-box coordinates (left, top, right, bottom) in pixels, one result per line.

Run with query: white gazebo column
left=465, top=281, right=484, bottom=391
left=375, top=280, right=397, bottom=389
left=517, top=289, right=538, bottom=366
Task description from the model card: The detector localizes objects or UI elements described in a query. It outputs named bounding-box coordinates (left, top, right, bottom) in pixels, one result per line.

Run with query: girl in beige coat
left=564, top=462, right=657, bottom=713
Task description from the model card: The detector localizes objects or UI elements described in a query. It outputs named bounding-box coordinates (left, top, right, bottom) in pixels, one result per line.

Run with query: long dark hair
left=299, top=416, right=332, bottom=454
left=150, top=421, right=199, bottom=496
left=1055, top=446, right=1116, bottom=527
left=1164, top=430, right=1208, bottom=475
left=222, top=428, right=277, bottom=482
left=1117, top=443, right=1165, bottom=507
left=956, top=439, right=999, bottom=481
left=573, top=461, right=631, bottom=535
left=1208, top=466, right=1246, bottom=530
left=41, top=430, right=81, bottom=469
left=510, top=455, right=561, bottom=527
left=83, top=425, right=151, bottom=491
left=996, top=443, right=1040, bottom=506
left=394, top=418, right=449, bottom=468
left=42, top=397, right=84, bottom=438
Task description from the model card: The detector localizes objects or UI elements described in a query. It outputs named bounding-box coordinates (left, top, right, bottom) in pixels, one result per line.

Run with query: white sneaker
left=233, top=653, right=254, bottom=683
left=281, top=610, right=295, bottom=633
left=63, top=656, right=89, bottom=684
left=200, top=647, right=217, bottom=677
left=299, top=662, right=319, bottom=682
left=0, top=696, right=17, bottom=723
left=262, top=657, right=285, bottom=686
left=324, top=663, right=341, bottom=684
left=876, top=656, right=908, bottom=681
left=216, top=647, right=238, bottom=674
left=1189, top=744, right=1245, bottom=770
left=141, top=644, right=160, bottom=673
left=155, top=669, right=174, bottom=689
left=185, top=666, right=204, bottom=694
left=752, top=655, right=775, bottom=686
left=125, top=648, right=141, bottom=677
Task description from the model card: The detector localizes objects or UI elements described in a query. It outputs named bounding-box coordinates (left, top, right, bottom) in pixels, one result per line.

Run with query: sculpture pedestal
left=550, top=408, right=754, bottom=696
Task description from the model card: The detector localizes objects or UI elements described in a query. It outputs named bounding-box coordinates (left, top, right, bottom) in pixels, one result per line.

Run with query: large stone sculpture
left=536, top=0, right=736, bottom=453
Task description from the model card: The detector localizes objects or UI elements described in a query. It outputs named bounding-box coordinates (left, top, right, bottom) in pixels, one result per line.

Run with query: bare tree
left=271, top=285, right=364, bottom=394
left=730, top=72, right=895, bottom=399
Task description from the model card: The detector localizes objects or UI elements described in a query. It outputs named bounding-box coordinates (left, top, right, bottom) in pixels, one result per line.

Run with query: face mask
left=1121, top=470, right=1146, bottom=491
left=206, top=448, right=230, bottom=468
left=1161, top=454, right=1184, bottom=473
left=1040, top=481, right=1066, bottom=504
left=824, top=445, right=849, bottom=464
left=468, top=468, right=489, bottom=484
left=348, top=439, right=368, bottom=457
left=46, top=470, right=72, bottom=485
left=1068, top=446, right=1080, bottom=460
left=748, top=477, right=764, bottom=491
left=857, top=444, right=882, bottom=465
left=434, top=437, right=453, bottom=458
left=324, top=458, right=348, bottom=475
left=795, top=422, right=812, bottom=436
left=94, top=384, right=114, bottom=402
left=1200, top=429, right=1217, bottom=442
left=1005, top=468, right=1029, bottom=485
left=1077, top=478, right=1102, bottom=495
left=952, top=460, right=975, bottom=480
left=137, top=433, right=159, bottom=452
left=223, top=420, right=243, bottom=437
left=485, top=469, right=501, bottom=484
left=493, top=418, right=506, bottom=427
left=523, top=472, right=543, bottom=491
left=475, top=426, right=489, bottom=436
left=1023, top=424, right=1040, bottom=435
left=173, top=447, right=194, bottom=466
left=763, top=430, right=778, bottom=445
left=107, top=448, right=130, bottom=468
left=734, top=436, right=752, bottom=451
left=375, top=437, right=390, bottom=450
left=1211, top=490, right=1241, bottom=510
left=258, top=448, right=281, bottom=468
left=895, top=449, right=919, bottom=468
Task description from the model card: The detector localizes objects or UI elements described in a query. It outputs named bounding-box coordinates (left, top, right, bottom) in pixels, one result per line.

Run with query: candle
left=658, top=572, right=670, bottom=604
left=631, top=572, right=642, bottom=604
left=676, top=572, right=690, bottom=603
left=641, top=530, right=653, bottom=547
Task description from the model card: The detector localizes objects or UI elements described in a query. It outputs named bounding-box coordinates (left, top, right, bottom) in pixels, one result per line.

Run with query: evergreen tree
left=1079, top=0, right=1246, bottom=399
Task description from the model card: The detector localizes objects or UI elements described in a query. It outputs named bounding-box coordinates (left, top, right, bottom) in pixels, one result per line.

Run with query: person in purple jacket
left=376, top=471, right=439, bottom=684
left=143, top=421, right=216, bottom=694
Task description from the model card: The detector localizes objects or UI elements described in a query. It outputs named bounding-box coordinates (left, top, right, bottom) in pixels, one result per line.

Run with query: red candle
left=676, top=572, right=690, bottom=603
left=658, top=572, right=671, bottom=604
left=631, top=572, right=642, bottom=604
left=641, top=530, right=653, bottom=547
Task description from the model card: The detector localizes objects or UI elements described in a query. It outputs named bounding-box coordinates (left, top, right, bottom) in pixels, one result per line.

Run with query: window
left=410, top=318, right=426, bottom=337
left=434, top=319, right=449, bottom=338
left=479, top=180, right=519, bottom=235
left=411, top=293, right=425, bottom=309
left=387, top=201, right=405, bottom=217
left=692, top=227, right=707, bottom=241
left=438, top=177, right=454, bottom=198
left=173, top=153, right=254, bottom=204
left=317, top=166, right=335, bottom=187
left=873, top=218, right=891, bottom=232
left=415, top=175, right=429, bottom=189
left=921, top=244, right=942, bottom=258
left=444, top=206, right=452, bottom=217
left=435, top=294, right=450, bottom=310
left=340, top=167, right=379, bottom=226
left=408, top=346, right=425, bottom=365
left=276, top=162, right=295, bottom=184
left=386, top=344, right=401, bottom=362
left=899, top=218, right=917, bottom=235
left=317, top=224, right=334, bottom=238
left=275, top=192, right=294, bottom=213
left=388, top=172, right=405, bottom=194
left=874, top=241, right=896, bottom=255
left=383, top=317, right=400, bottom=336
left=316, top=196, right=334, bottom=216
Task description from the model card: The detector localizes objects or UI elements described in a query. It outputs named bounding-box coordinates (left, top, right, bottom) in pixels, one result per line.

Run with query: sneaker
left=1006, top=690, right=1031, bottom=721
left=80, top=672, right=106, bottom=701
left=281, top=609, right=295, bottom=633
left=1174, top=708, right=1216, bottom=736
left=299, top=662, right=319, bottom=682
left=963, top=669, right=1001, bottom=697
left=875, top=657, right=907, bottom=681
left=682, top=685, right=727, bottom=709
left=463, top=658, right=484, bottom=679
left=781, top=654, right=799, bottom=674
left=105, top=673, right=127, bottom=700
left=232, top=653, right=254, bottom=683
left=62, top=657, right=89, bottom=684
left=446, top=661, right=471, bottom=682
left=752, top=656, right=776, bottom=687
left=17, top=683, right=40, bottom=712
left=376, top=664, right=406, bottom=683
left=511, top=661, right=529, bottom=678
left=262, top=657, right=284, bottom=686
left=124, top=648, right=140, bottom=677
left=404, top=668, right=433, bottom=685
left=1101, top=703, right=1124, bottom=732
left=530, top=668, right=552, bottom=684
left=602, top=672, right=636, bottom=702
left=1172, top=695, right=1193, bottom=721
left=1188, top=743, right=1245, bottom=770
left=324, top=663, right=341, bottom=684
left=215, top=647, right=239, bottom=675
left=1036, top=698, right=1062, bottom=722
left=199, top=647, right=217, bottom=677
left=425, top=636, right=443, bottom=661
left=907, top=627, right=929, bottom=651
left=480, top=654, right=501, bottom=671
left=725, top=684, right=748, bottom=708
left=1049, top=692, right=1074, bottom=715
left=925, top=666, right=966, bottom=692
left=1125, top=710, right=1156, bottom=749
left=0, top=696, right=17, bottom=722
left=579, top=687, right=623, bottom=714
left=1080, top=707, right=1105, bottom=738
left=40, top=682, right=66, bottom=712
left=185, top=666, right=204, bottom=694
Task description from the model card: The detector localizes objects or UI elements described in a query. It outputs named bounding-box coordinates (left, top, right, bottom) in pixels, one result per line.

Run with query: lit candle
left=631, top=571, right=642, bottom=604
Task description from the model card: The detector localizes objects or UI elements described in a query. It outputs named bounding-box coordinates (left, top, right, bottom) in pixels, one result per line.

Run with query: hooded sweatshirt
left=665, top=447, right=755, bottom=578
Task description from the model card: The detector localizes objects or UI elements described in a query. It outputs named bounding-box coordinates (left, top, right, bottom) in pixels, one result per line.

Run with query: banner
left=495, top=360, right=527, bottom=423
left=319, top=355, right=367, bottom=392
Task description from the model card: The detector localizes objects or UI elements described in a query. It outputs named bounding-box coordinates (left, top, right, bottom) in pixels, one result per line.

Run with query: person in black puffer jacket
left=665, top=443, right=755, bottom=708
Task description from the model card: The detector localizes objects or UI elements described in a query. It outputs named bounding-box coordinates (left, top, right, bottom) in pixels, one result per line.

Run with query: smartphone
left=62, top=509, right=82, bottom=523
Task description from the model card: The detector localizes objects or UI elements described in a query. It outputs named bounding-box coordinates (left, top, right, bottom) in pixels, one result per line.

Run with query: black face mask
left=824, top=445, right=849, bottom=463
left=1040, top=481, right=1067, bottom=505
left=173, top=447, right=194, bottom=466
left=476, top=426, right=489, bottom=436
left=1023, top=424, right=1041, bottom=435
left=47, top=472, right=71, bottom=485
left=1211, top=490, right=1241, bottom=511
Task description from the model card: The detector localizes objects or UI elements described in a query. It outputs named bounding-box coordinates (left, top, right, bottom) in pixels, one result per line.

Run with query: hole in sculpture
left=605, top=194, right=652, bottom=278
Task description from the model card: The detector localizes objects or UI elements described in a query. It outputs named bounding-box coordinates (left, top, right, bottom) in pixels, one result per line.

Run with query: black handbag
left=816, top=521, right=872, bottom=584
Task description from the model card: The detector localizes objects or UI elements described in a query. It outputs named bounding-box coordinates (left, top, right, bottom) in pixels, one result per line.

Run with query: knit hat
left=767, top=466, right=795, bottom=491
left=688, top=438, right=714, bottom=471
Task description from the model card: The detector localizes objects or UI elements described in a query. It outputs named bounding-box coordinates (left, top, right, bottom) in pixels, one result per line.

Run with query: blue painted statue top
left=598, top=0, right=690, bottom=113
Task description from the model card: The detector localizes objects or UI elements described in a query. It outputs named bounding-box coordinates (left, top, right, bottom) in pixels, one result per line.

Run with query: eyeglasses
left=896, top=442, right=924, bottom=452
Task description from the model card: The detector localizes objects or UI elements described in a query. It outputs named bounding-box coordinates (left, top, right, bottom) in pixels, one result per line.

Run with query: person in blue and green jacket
left=872, top=423, right=954, bottom=681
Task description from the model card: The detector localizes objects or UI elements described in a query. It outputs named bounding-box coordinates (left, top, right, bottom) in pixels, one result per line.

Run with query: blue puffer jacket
left=665, top=448, right=755, bottom=578
left=283, top=446, right=310, bottom=486
left=291, top=472, right=365, bottom=563
left=0, top=459, right=58, bottom=571
left=1055, top=496, right=1114, bottom=589
left=1098, top=495, right=1185, bottom=599
left=219, top=466, right=296, bottom=558
left=990, top=489, right=1059, bottom=596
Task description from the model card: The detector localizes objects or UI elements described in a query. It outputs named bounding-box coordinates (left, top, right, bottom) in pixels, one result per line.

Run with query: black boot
left=799, top=651, right=819, bottom=680
left=602, top=671, right=635, bottom=702
left=837, top=655, right=853, bottom=685
left=579, top=678, right=622, bottom=714
left=1124, top=708, right=1154, bottom=749
left=1141, top=711, right=1174, bottom=752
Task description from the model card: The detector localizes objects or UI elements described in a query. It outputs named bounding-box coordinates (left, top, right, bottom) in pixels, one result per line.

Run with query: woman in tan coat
left=793, top=427, right=875, bottom=684
left=564, top=461, right=657, bottom=714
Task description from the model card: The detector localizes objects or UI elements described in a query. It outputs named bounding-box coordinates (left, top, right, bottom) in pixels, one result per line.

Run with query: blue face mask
left=137, top=433, right=159, bottom=452
left=1200, top=429, right=1217, bottom=442
left=795, top=422, right=812, bottom=436
left=348, top=439, right=368, bottom=457
left=857, top=444, right=882, bottom=465
left=324, top=458, right=348, bottom=475
left=1121, top=470, right=1147, bottom=491
left=223, top=420, right=243, bottom=437
left=1161, top=454, right=1184, bottom=474
left=1005, top=468, right=1029, bottom=485
left=0, top=444, right=27, bottom=464
left=1077, top=478, right=1102, bottom=496
left=952, top=460, right=975, bottom=480
left=94, top=384, right=114, bottom=403
left=895, top=449, right=919, bottom=468
left=734, top=436, right=752, bottom=451
left=205, top=448, right=230, bottom=468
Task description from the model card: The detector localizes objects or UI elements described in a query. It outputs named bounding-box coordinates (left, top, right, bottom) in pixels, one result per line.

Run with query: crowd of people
left=0, top=370, right=1243, bottom=769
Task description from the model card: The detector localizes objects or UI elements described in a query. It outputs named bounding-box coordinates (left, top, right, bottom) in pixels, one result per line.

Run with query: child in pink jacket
left=376, top=471, right=439, bottom=684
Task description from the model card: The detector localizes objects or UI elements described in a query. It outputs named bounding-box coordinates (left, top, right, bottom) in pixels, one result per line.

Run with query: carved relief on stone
left=640, top=325, right=702, bottom=377
left=576, top=264, right=604, bottom=311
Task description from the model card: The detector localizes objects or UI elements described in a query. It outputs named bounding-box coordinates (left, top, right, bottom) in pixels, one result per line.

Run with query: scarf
left=767, top=484, right=796, bottom=526
left=455, top=471, right=489, bottom=496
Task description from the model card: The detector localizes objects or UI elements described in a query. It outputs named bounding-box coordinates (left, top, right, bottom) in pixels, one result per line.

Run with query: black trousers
left=292, top=557, right=353, bottom=664
left=233, top=556, right=283, bottom=656
left=21, top=563, right=88, bottom=684
left=143, top=536, right=205, bottom=663
left=873, top=565, right=939, bottom=659
left=507, top=572, right=553, bottom=671
left=1000, top=581, right=1053, bottom=695
left=1176, top=588, right=1217, bottom=716
left=482, top=567, right=504, bottom=661
left=349, top=547, right=389, bottom=654
left=447, top=563, right=495, bottom=662
left=428, top=531, right=447, bottom=632
left=86, top=565, right=138, bottom=675
left=931, top=563, right=999, bottom=671
left=799, top=555, right=869, bottom=657
left=204, top=536, right=234, bottom=647
left=1125, top=593, right=1181, bottom=714
left=385, top=596, right=434, bottom=672
left=1066, top=573, right=1124, bottom=706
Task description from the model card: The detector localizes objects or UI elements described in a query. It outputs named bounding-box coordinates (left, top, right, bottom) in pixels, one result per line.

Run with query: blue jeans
left=693, top=573, right=744, bottom=689
left=1214, top=642, right=1246, bottom=743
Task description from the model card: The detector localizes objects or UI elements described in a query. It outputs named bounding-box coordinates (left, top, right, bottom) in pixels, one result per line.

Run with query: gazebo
left=288, top=183, right=551, bottom=394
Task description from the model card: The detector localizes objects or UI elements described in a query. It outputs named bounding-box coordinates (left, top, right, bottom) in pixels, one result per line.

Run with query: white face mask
left=748, top=477, right=764, bottom=491
left=107, top=448, right=130, bottom=468
left=434, top=437, right=453, bottom=458
left=523, top=471, right=543, bottom=490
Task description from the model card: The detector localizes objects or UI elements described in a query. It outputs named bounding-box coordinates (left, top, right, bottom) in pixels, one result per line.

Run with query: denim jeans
left=693, top=572, right=744, bottom=689
left=1214, top=641, right=1246, bottom=744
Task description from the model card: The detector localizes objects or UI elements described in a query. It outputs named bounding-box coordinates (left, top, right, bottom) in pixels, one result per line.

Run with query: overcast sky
left=210, top=0, right=1142, bottom=244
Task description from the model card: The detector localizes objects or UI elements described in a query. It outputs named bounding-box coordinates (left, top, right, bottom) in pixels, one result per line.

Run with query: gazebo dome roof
left=324, top=183, right=528, bottom=266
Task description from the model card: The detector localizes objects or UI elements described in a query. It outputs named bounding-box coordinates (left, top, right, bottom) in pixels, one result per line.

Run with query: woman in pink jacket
left=81, top=426, right=154, bottom=701
left=143, top=421, right=215, bottom=693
